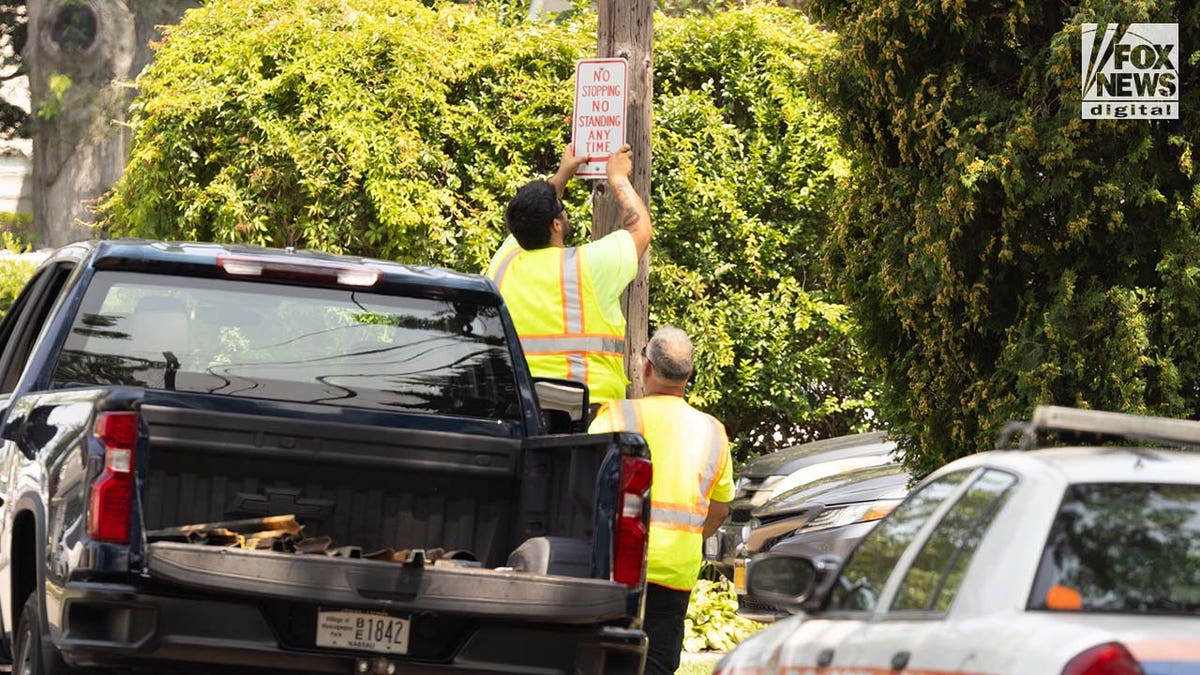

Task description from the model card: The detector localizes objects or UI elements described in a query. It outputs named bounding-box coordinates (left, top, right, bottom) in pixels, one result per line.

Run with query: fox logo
left=1081, top=23, right=1178, bottom=120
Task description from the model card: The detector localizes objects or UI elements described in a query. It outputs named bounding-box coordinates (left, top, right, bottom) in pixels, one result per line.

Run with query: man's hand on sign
left=549, top=143, right=590, bottom=197
left=606, top=144, right=633, bottom=182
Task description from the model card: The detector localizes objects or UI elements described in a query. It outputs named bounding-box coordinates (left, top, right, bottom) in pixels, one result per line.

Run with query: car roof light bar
left=998, top=405, right=1200, bottom=451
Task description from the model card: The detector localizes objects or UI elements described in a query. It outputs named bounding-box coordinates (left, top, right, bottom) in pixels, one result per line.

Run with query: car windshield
left=1029, top=482, right=1200, bottom=615
left=53, top=271, right=521, bottom=420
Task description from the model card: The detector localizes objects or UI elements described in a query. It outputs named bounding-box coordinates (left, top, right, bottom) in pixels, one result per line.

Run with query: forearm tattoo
left=614, top=181, right=643, bottom=228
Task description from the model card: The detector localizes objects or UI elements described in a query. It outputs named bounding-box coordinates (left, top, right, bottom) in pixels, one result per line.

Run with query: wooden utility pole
left=593, top=0, right=653, bottom=398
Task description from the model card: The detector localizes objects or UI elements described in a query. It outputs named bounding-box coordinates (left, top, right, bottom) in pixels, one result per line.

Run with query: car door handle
left=891, top=650, right=911, bottom=670
left=816, top=648, right=834, bottom=668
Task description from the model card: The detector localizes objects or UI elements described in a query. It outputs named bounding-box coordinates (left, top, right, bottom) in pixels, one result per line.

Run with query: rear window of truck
left=53, top=271, right=521, bottom=420
left=1029, top=482, right=1200, bottom=615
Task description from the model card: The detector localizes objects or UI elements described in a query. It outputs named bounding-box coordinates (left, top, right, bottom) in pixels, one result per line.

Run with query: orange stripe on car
left=1127, top=638, right=1200, bottom=661
left=718, top=667, right=994, bottom=675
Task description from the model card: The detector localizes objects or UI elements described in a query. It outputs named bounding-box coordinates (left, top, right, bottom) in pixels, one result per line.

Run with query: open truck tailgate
left=147, top=542, right=629, bottom=623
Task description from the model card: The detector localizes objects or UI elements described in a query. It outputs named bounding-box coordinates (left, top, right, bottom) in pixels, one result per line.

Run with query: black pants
left=643, top=582, right=692, bottom=675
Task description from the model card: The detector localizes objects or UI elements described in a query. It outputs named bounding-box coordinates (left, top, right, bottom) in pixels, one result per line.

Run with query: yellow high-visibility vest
left=592, top=396, right=732, bottom=590
left=487, top=244, right=627, bottom=404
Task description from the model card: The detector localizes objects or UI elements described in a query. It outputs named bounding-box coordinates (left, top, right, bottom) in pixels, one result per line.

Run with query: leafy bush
left=810, top=0, right=1200, bottom=475
left=0, top=233, right=37, bottom=315
left=99, top=0, right=876, bottom=459
left=683, top=577, right=763, bottom=653
left=0, top=211, right=35, bottom=248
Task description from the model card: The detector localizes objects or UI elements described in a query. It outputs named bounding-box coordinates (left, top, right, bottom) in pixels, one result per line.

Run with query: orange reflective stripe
left=651, top=500, right=708, bottom=516
left=650, top=520, right=703, bottom=534
left=650, top=509, right=706, bottom=530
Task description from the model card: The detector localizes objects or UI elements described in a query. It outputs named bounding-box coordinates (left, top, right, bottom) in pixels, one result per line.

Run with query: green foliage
left=36, top=73, right=71, bottom=121
left=674, top=657, right=721, bottom=675
left=810, top=0, right=1200, bottom=476
left=0, top=211, right=35, bottom=247
left=0, top=234, right=36, bottom=315
left=652, top=8, right=876, bottom=458
left=99, top=0, right=876, bottom=459
left=683, top=577, right=763, bottom=653
left=658, top=0, right=808, bottom=17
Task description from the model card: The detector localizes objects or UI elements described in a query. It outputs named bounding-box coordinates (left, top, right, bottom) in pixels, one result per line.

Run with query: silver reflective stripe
left=697, top=415, right=724, bottom=499
left=619, top=400, right=640, bottom=434
left=562, top=248, right=584, bottom=333
left=491, top=247, right=521, bottom=288
left=519, top=335, right=626, bottom=354
left=650, top=507, right=706, bottom=529
left=566, top=353, right=586, bottom=381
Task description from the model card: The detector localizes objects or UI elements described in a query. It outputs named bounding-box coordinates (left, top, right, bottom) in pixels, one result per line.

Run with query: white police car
left=716, top=406, right=1200, bottom=675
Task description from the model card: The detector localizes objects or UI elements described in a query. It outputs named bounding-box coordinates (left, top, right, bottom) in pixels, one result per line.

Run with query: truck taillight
left=87, top=411, right=140, bottom=544
left=1062, top=642, right=1144, bottom=675
left=613, top=455, right=651, bottom=588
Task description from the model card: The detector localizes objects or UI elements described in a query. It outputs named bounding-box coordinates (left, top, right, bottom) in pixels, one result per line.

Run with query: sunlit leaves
left=98, top=1, right=876, bottom=460
left=811, top=0, right=1200, bottom=476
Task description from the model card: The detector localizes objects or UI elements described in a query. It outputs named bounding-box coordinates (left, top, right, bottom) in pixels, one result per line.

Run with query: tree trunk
left=593, top=0, right=652, bottom=398
left=26, top=0, right=196, bottom=248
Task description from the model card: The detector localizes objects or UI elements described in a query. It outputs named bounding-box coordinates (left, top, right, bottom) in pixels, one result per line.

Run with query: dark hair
left=505, top=180, right=560, bottom=250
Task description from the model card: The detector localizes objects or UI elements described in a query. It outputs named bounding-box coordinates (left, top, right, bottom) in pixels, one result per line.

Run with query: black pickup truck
left=0, top=240, right=651, bottom=674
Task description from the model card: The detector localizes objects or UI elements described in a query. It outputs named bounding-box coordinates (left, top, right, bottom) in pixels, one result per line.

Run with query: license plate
left=733, top=561, right=747, bottom=592
left=316, top=610, right=410, bottom=654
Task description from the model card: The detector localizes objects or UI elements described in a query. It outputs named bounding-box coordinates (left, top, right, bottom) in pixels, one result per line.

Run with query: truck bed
left=139, top=403, right=577, bottom=570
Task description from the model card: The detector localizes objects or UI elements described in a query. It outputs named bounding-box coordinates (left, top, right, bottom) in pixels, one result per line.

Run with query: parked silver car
left=718, top=406, right=1200, bottom=674
left=706, top=432, right=898, bottom=583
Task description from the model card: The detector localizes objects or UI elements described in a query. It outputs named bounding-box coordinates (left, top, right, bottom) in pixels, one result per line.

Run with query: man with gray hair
left=588, top=326, right=734, bottom=675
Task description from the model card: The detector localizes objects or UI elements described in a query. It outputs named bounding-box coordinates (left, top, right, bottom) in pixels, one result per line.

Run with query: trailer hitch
left=354, top=656, right=398, bottom=675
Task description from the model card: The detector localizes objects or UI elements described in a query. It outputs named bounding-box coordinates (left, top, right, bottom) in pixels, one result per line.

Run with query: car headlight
left=799, top=499, right=901, bottom=533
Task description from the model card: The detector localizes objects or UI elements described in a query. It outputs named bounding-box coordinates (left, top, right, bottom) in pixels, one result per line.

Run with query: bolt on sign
left=573, top=58, right=628, bottom=179
left=1082, top=23, right=1179, bottom=120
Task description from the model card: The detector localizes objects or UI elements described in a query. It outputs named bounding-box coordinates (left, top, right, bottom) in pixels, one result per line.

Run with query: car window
left=0, top=267, right=41, bottom=394
left=0, top=263, right=75, bottom=394
left=1028, top=482, right=1199, bottom=616
left=826, top=470, right=970, bottom=613
left=891, top=469, right=1017, bottom=613
left=52, top=271, right=521, bottom=420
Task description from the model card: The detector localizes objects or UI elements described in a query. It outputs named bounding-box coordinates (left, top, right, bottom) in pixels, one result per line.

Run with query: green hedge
left=811, top=0, right=1200, bottom=475
left=99, top=0, right=877, bottom=459
left=0, top=232, right=38, bottom=315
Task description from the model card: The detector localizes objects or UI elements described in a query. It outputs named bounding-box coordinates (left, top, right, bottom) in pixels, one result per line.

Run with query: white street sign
left=572, top=58, right=628, bottom=179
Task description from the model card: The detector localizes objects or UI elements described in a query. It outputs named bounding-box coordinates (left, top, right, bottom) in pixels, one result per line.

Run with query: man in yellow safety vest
left=485, top=143, right=652, bottom=406
left=588, top=326, right=734, bottom=675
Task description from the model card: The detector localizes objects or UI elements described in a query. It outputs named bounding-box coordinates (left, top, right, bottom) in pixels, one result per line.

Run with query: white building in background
left=528, top=0, right=574, bottom=18
left=0, top=25, right=31, bottom=218
left=0, top=139, right=32, bottom=216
